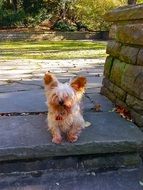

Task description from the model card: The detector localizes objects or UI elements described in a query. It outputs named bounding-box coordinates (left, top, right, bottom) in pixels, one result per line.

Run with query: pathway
left=0, top=58, right=143, bottom=189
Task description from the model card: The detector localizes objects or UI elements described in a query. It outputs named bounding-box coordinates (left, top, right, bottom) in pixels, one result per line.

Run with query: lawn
left=0, top=40, right=107, bottom=60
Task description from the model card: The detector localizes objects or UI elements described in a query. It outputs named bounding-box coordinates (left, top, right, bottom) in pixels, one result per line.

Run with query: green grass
left=0, top=40, right=107, bottom=60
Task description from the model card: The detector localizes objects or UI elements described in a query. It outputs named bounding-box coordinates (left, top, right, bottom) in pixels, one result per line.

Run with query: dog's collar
left=55, top=111, right=65, bottom=121
left=49, top=109, right=71, bottom=121
left=55, top=114, right=63, bottom=121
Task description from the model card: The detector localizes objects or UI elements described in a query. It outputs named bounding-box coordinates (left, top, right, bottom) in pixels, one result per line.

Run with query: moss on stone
left=104, top=56, right=114, bottom=78
left=110, top=59, right=126, bottom=87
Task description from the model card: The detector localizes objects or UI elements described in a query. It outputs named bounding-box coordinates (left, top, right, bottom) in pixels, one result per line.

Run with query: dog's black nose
left=59, top=100, right=64, bottom=105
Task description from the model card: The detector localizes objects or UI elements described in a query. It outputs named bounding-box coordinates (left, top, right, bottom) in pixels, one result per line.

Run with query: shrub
left=53, top=20, right=77, bottom=31
left=0, top=10, right=26, bottom=27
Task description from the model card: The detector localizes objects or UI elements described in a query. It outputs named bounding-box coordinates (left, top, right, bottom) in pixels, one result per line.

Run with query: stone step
left=0, top=111, right=142, bottom=164
left=0, top=89, right=143, bottom=171
left=0, top=166, right=142, bottom=190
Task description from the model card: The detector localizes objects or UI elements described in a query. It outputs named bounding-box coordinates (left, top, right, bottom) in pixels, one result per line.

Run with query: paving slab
left=0, top=90, right=47, bottom=113
left=0, top=82, right=42, bottom=93
left=0, top=112, right=142, bottom=161
left=76, top=67, right=104, bottom=77
left=86, top=87, right=101, bottom=93
left=0, top=89, right=114, bottom=113
left=0, top=59, right=104, bottom=84
left=85, top=93, right=114, bottom=112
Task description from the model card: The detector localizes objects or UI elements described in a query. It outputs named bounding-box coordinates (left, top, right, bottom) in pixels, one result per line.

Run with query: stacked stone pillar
left=101, top=4, right=143, bottom=129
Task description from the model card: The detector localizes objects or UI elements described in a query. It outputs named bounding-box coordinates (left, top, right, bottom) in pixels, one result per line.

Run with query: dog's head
left=44, top=73, right=86, bottom=112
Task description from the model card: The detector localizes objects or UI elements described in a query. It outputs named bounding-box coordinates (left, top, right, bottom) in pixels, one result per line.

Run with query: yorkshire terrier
left=44, top=73, right=87, bottom=144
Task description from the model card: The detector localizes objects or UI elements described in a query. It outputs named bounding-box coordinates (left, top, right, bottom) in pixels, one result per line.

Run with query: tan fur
left=44, top=73, right=86, bottom=144
left=44, top=73, right=58, bottom=89
left=70, top=76, right=87, bottom=92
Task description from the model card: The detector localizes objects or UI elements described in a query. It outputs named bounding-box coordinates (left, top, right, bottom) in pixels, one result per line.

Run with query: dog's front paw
left=52, top=136, right=62, bottom=144
left=67, top=134, right=78, bottom=143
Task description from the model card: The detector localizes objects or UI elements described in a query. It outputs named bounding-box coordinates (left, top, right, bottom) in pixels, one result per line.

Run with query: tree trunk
left=128, top=0, right=136, bottom=5
left=12, top=0, right=18, bottom=12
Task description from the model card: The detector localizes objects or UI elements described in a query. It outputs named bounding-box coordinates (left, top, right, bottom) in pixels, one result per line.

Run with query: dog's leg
left=67, top=115, right=84, bottom=143
left=67, top=130, right=79, bottom=143
left=47, top=113, right=62, bottom=144
left=48, top=119, right=62, bottom=144
left=67, top=124, right=82, bottom=143
left=50, top=127, right=62, bottom=144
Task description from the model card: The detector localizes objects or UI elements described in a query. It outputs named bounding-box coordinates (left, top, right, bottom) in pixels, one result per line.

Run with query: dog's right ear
left=44, top=73, right=58, bottom=89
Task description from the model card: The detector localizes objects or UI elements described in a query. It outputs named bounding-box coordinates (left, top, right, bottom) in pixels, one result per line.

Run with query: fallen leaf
left=84, top=121, right=91, bottom=128
left=92, top=103, right=102, bottom=112
left=6, top=79, right=13, bottom=84
left=115, top=105, right=132, bottom=121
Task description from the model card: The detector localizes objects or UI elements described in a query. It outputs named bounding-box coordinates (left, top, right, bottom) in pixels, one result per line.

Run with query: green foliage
left=0, top=0, right=126, bottom=30
left=0, top=10, right=26, bottom=27
left=73, top=0, right=126, bottom=31
left=53, top=20, right=77, bottom=31
left=0, top=1, right=50, bottom=27
left=24, top=8, right=50, bottom=27
left=137, top=0, right=143, bottom=3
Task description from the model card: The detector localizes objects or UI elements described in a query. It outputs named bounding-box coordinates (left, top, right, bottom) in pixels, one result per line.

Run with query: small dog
left=44, top=73, right=87, bottom=144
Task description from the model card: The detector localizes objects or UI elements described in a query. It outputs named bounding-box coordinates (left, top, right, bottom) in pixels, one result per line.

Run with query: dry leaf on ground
left=92, top=103, right=102, bottom=112
left=115, top=105, right=132, bottom=121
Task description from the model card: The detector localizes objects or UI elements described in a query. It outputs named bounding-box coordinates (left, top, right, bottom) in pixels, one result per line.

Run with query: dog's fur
left=44, top=73, right=87, bottom=144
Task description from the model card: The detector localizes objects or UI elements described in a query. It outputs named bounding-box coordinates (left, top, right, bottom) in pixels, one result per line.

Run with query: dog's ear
left=44, top=73, right=58, bottom=89
left=70, top=76, right=87, bottom=93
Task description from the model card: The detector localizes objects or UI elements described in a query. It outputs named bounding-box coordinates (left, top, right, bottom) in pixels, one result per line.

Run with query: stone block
left=109, top=24, right=117, bottom=39
left=131, top=109, right=143, bottom=128
left=116, top=24, right=143, bottom=46
left=100, top=86, right=116, bottom=103
left=115, top=98, right=127, bottom=108
left=121, top=64, right=143, bottom=100
left=105, top=5, right=143, bottom=22
left=126, top=94, right=143, bottom=114
left=137, top=48, right=143, bottom=66
left=113, top=85, right=126, bottom=101
left=110, top=59, right=126, bottom=87
left=106, top=40, right=122, bottom=57
left=104, top=56, right=114, bottom=78
left=119, top=45, right=139, bottom=65
left=102, top=78, right=114, bottom=92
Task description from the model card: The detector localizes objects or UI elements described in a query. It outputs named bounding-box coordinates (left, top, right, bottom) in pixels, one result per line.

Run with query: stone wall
left=101, top=4, right=143, bottom=129
left=0, top=31, right=109, bottom=41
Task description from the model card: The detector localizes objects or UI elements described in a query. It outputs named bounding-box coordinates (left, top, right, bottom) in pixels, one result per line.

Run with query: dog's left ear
left=70, top=76, right=87, bottom=93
